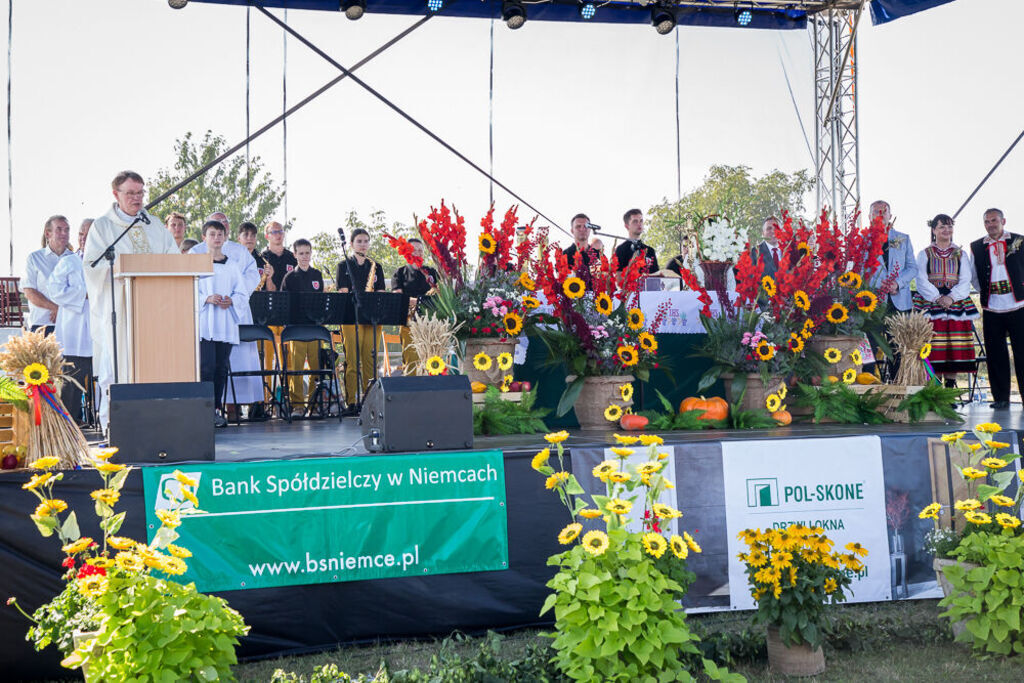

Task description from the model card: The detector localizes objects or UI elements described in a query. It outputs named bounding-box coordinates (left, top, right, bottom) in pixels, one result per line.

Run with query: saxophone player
left=280, top=239, right=325, bottom=417
left=336, top=228, right=385, bottom=415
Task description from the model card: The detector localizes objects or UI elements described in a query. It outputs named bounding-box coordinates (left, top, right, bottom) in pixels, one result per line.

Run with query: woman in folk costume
left=912, top=214, right=978, bottom=385
left=196, top=221, right=248, bottom=428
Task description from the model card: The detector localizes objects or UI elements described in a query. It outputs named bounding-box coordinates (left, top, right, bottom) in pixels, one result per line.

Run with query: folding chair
left=0, top=277, right=24, bottom=327
left=228, top=324, right=288, bottom=423
left=280, top=325, right=343, bottom=422
left=380, top=329, right=404, bottom=376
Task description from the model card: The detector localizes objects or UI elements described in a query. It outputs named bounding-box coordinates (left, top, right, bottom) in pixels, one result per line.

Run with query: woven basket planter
left=574, top=375, right=634, bottom=430
left=766, top=625, right=825, bottom=677
left=463, top=337, right=517, bottom=387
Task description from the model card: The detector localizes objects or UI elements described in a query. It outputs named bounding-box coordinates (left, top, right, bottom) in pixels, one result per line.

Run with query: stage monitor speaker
left=109, top=382, right=215, bottom=463
left=359, top=375, right=473, bottom=453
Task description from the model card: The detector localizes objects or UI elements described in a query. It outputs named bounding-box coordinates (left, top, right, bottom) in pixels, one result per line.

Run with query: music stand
left=295, top=292, right=347, bottom=325
left=335, top=293, right=409, bottom=398
left=249, top=291, right=292, bottom=327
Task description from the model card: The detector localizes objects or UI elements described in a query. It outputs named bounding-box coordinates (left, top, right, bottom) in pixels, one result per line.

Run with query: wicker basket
left=808, top=334, right=864, bottom=378
left=767, top=625, right=825, bottom=677
left=574, top=375, right=634, bottom=430
left=722, top=373, right=784, bottom=413
left=463, top=337, right=518, bottom=387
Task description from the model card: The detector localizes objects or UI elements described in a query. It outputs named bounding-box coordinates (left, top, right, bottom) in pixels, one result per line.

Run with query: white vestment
left=197, top=260, right=247, bottom=345
left=189, top=240, right=262, bottom=403
left=47, top=254, right=92, bottom=357
left=82, top=205, right=179, bottom=428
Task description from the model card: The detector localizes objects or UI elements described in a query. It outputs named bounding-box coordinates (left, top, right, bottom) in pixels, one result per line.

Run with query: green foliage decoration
left=473, top=386, right=549, bottom=436
left=895, top=383, right=964, bottom=422
left=792, top=381, right=891, bottom=424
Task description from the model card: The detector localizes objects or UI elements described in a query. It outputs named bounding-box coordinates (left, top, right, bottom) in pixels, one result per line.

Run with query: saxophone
left=365, top=257, right=378, bottom=292
left=256, top=266, right=270, bottom=291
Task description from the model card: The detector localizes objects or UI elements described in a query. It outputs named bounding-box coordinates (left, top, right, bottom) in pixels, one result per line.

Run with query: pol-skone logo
left=155, top=472, right=202, bottom=512
left=746, top=478, right=779, bottom=508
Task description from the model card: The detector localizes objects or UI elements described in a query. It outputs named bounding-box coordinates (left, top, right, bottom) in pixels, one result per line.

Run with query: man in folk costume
left=865, top=200, right=917, bottom=379
left=82, top=171, right=179, bottom=430
left=188, top=212, right=263, bottom=416
left=971, top=208, right=1024, bottom=410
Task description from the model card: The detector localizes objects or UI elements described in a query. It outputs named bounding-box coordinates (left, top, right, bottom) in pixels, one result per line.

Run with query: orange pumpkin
left=772, top=410, right=792, bottom=426
left=679, top=395, right=729, bottom=421
left=619, top=414, right=649, bottom=431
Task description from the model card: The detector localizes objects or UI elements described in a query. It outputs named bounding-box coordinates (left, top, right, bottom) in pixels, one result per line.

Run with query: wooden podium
left=114, top=254, right=213, bottom=383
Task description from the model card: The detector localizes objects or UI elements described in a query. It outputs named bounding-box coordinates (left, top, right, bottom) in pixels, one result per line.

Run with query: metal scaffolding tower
left=813, top=5, right=863, bottom=227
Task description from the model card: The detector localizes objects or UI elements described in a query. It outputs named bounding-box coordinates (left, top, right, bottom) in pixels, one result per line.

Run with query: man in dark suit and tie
left=753, top=216, right=783, bottom=278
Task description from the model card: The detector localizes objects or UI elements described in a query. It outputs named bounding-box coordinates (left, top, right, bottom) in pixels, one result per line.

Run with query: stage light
left=342, top=0, right=365, bottom=20
left=167, top=0, right=188, bottom=8
left=651, top=7, right=676, bottom=35
left=502, top=1, right=526, bottom=29
left=735, top=9, right=753, bottom=26
left=579, top=3, right=596, bottom=20
left=427, top=0, right=443, bottom=12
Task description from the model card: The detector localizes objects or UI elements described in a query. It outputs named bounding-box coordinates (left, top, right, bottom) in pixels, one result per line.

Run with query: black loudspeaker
left=359, top=375, right=473, bottom=452
left=109, top=382, right=215, bottom=463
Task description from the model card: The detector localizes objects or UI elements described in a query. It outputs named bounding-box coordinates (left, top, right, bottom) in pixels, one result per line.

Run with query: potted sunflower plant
left=918, top=423, right=1024, bottom=652
left=531, top=431, right=739, bottom=681
left=417, top=200, right=547, bottom=387
left=737, top=525, right=868, bottom=676
left=532, top=246, right=669, bottom=429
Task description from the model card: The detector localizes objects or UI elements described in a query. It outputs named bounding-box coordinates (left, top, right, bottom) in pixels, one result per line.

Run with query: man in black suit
left=562, top=213, right=600, bottom=276
left=970, top=208, right=1024, bottom=409
left=753, top=216, right=783, bottom=278
left=614, top=208, right=659, bottom=274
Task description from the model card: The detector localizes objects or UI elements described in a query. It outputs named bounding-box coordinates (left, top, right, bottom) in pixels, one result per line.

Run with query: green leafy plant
left=473, top=386, right=549, bottom=436
left=0, top=374, right=28, bottom=411
left=792, top=381, right=891, bottom=424
left=895, top=383, right=964, bottom=422
left=532, top=432, right=740, bottom=681
left=737, top=525, right=868, bottom=649
left=636, top=389, right=717, bottom=431
left=939, top=532, right=1024, bottom=655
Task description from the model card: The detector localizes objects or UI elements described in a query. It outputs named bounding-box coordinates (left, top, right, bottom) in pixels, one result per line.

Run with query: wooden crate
left=0, top=401, right=27, bottom=448
left=849, top=384, right=945, bottom=423
left=472, top=391, right=523, bottom=406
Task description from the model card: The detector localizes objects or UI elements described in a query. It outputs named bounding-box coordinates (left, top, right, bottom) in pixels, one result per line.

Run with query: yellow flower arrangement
left=503, top=311, right=523, bottom=336
left=975, top=422, right=1002, bottom=433
left=626, top=308, right=645, bottom=331
left=823, top=347, right=842, bottom=364
left=22, top=472, right=53, bottom=491
left=638, top=332, right=657, bottom=353
left=32, top=456, right=60, bottom=470
left=964, top=511, right=992, bottom=525
left=620, top=383, right=634, bottom=401
left=981, top=456, right=1008, bottom=469
left=579, top=508, right=602, bottom=519
left=669, top=534, right=688, bottom=559
left=563, top=277, right=586, bottom=299
left=616, top=345, right=638, bottom=366
left=801, top=319, right=815, bottom=340
left=842, top=368, right=857, bottom=384
left=478, top=232, right=497, bottom=254
left=518, top=272, right=535, bottom=290
left=606, top=498, right=632, bottom=515
left=755, top=340, right=775, bottom=361
left=545, top=471, right=571, bottom=490
left=522, top=295, right=540, bottom=309
left=592, top=460, right=618, bottom=479
left=826, top=303, right=849, bottom=324
left=850, top=349, right=863, bottom=365
left=595, top=292, right=613, bottom=315
left=788, top=333, right=804, bottom=354
left=961, top=467, right=987, bottom=480
left=918, top=502, right=941, bottom=519
left=793, top=290, right=810, bottom=311
left=612, top=433, right=639, bottom=445
left=761, top=275, right=777, bottom=297
left=838, top=271, right=862, bottom=289
left=855, top=290, right=878, bottom=312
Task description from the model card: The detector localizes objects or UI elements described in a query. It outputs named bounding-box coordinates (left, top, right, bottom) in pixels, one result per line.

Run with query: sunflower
left=845, top=542, right=869, bottom=558
left=826, top=303, right=849, bottom=324
left=604, top=404, right=624, bottom=422
left=478, top=232, right=497, bottom=254
left=919, top=343, right=932, bottom=360
left=683, top=531, right=702, bottom=553
left=156, top=509, right=181, bottom=529
left=608, top=471, right=631, bottom=483
left=23, top=363, right=49, bottom=386
left=961, top=467, right=987, bottom=480
left=954, top=499, right=982, bottom=511
left=612, top=434, right=640, bottom=445
left=522, top=295, right=540, bottom=310
left=638, top=332, right=658, bottom=353
left=161, top=556, right=188, bottom=576
left=92, top=447, right=118, bottom=460
left=592, top=460, right=619, bottom=479
left=531, top=448, right=550, bottom=471
left=823, top=347, right=842, bottom=364
left=105, top=536, right=134, bottom=551
left=545, top=471, right=570, bottom=490
left=32, top=456, right=60, bottom=470
left=626, top=308, right=645, bottom=331
left=918, top=503, right=941, bottom=519
left=496, top=352, right=514, bottom=371
left=850, top=349, right=863, bottom=365
left=563, top=277, right=586, bottom=299
left=824, top=577, right=838, bottom=594
left=989, top=494, right=1015, bottom=507
left=641, top=533, right=668, bottom=559
left=838, top=271, right=862, bottom=289
left=755, top=340, right=775, bottom=361
left=595, top=292, right=613, bottom=316
left=33, top=499, right=68, bottom=517
left=638, top=434, right=663, bottom=446
left=545, top=430, right=569, bottom=444
left=503, top=311, right=523, bottom=336
left=984, top=440, right=1010, bottom=450
left=62, top=537, right=93, bottom=555
left=95, top=461, right=125, bottom=474
left=842, top=368, right=857, bottom=384
left=652, top=502, right=681, bottom=519
left=669, top=534, right=689, bottom=559
left=606, top=498, right=632, bottom=515
left=855, top=290, right=878, bottom=312
left=760, top=276, right=778, bottom=298
left=90, top=489, right=120, bottom=506
left=518, top=272, right=536, bottom=290
left=22, top=472, right=52, bottom=491
left=425, top=356, right=446, bottom=376
left=996, top=513, right=1022, bottom=529
left=801, top=319, right=815, bottom=340
left=558, top=523, right=583, bottom=545
left=581, top=530, right=609, bottom=556
left=976, top=422, right=1002, bottom=433
left=765, top=394, right=782, bottom=412
left=610, top=446, right=633, bottom=457
left=173, top=470, right=197, bottom=487
left=616, top=345, right=639, bottom=367
left=788, top=333, right=804, bottom=354
left=620, top=383, right=634, bottom=401
left=579, top=509, right=603, bottom=519
left=793, top=290, right=810, bottom=311
left=797, top=241, right=810, bottom=258
left=473, top=352, right=493, bottom=371
left=981, top=457, right=1008, bottom=469
left=500, top=374, right=513, bottom=392
left=965, top=511, right=993, bottom=525
left=77, top=574, right=108, bottom=598
left=940, top=431, right=966, bottom=443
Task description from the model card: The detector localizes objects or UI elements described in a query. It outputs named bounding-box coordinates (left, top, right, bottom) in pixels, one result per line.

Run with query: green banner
left=141, top=451, right=508, bottom=592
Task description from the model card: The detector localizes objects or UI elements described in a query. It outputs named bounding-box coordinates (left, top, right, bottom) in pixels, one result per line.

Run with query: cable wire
left=953, top=128, right=1024, bottom=220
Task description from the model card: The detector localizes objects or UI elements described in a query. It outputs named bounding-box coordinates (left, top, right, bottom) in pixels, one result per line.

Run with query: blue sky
left=2, top=0, right=1020, bottom=275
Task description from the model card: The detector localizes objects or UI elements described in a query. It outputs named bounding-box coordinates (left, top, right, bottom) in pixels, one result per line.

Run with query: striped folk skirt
left=913, top=293, right=978, bottom=374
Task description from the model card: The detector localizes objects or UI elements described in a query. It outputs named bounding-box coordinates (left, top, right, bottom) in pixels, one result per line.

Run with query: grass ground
left=232, top=599, right=1024, bottom=682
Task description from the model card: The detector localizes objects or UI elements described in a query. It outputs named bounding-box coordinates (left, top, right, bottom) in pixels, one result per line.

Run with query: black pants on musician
left=61, top=355, right=92, bottom=425
left=982, top=308, right=1024, bottom=403
left=200, top=340, right=232, bottom=411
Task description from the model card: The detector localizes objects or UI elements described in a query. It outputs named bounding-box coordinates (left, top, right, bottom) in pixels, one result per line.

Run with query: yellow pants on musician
left=400, top=326, right=419, bottom=375
left=288, top=340, right=320, bottom=409
left=342, top=324, right=377, bottom=404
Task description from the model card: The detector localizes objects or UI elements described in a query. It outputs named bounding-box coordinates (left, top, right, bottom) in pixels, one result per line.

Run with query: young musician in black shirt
left=261, top=221, right=298, bottom=291
left=614, top=208, right=659, bottom=274
left=391, top=237, right=440, bottom=374
left=280, top=239, right=324, bottom=416
left=562, top=213, right=601, bottom=280
left=336, top=228, right=386, bottom=414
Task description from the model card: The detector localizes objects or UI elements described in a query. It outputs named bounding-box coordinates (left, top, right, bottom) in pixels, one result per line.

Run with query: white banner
left=721, top=436, right=891, bottom=609
left=639, top=291, right=734, bottom=334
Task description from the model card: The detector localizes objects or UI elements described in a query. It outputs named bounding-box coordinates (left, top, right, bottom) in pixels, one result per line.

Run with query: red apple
left=509, top=381, right=522, bottom=392
left=1, top=454, right=17, bottom=470
left=519, top=381, right=532, bottom=392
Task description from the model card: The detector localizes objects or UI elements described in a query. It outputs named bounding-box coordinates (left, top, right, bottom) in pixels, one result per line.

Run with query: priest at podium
left=82, top=170, right=179, bottom=430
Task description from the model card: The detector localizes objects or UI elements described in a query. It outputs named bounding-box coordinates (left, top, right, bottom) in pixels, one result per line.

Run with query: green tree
left=646, top=165, right=815, bottom=259
left=146, top=130, right=285, bottom=249
left=310, top=210, right=417, bottom=287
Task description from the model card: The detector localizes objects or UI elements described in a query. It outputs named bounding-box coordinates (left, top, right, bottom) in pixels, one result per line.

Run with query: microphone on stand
left=337, top=227, right=347, bottom=245
left=138, top=210, right=151, bottom=225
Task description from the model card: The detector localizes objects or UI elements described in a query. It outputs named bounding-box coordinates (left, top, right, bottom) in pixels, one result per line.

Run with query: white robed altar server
left=188, top=214, right=262, bottom=405
left=82, top=171, right=179, bottom=429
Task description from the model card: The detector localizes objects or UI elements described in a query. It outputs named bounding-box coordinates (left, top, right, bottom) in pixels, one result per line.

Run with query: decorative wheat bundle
left=407, top=313, right=462, bottom=376
left=0, top=330, right=90, bottom=468
left=885, top=312, right=935, bottom=386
